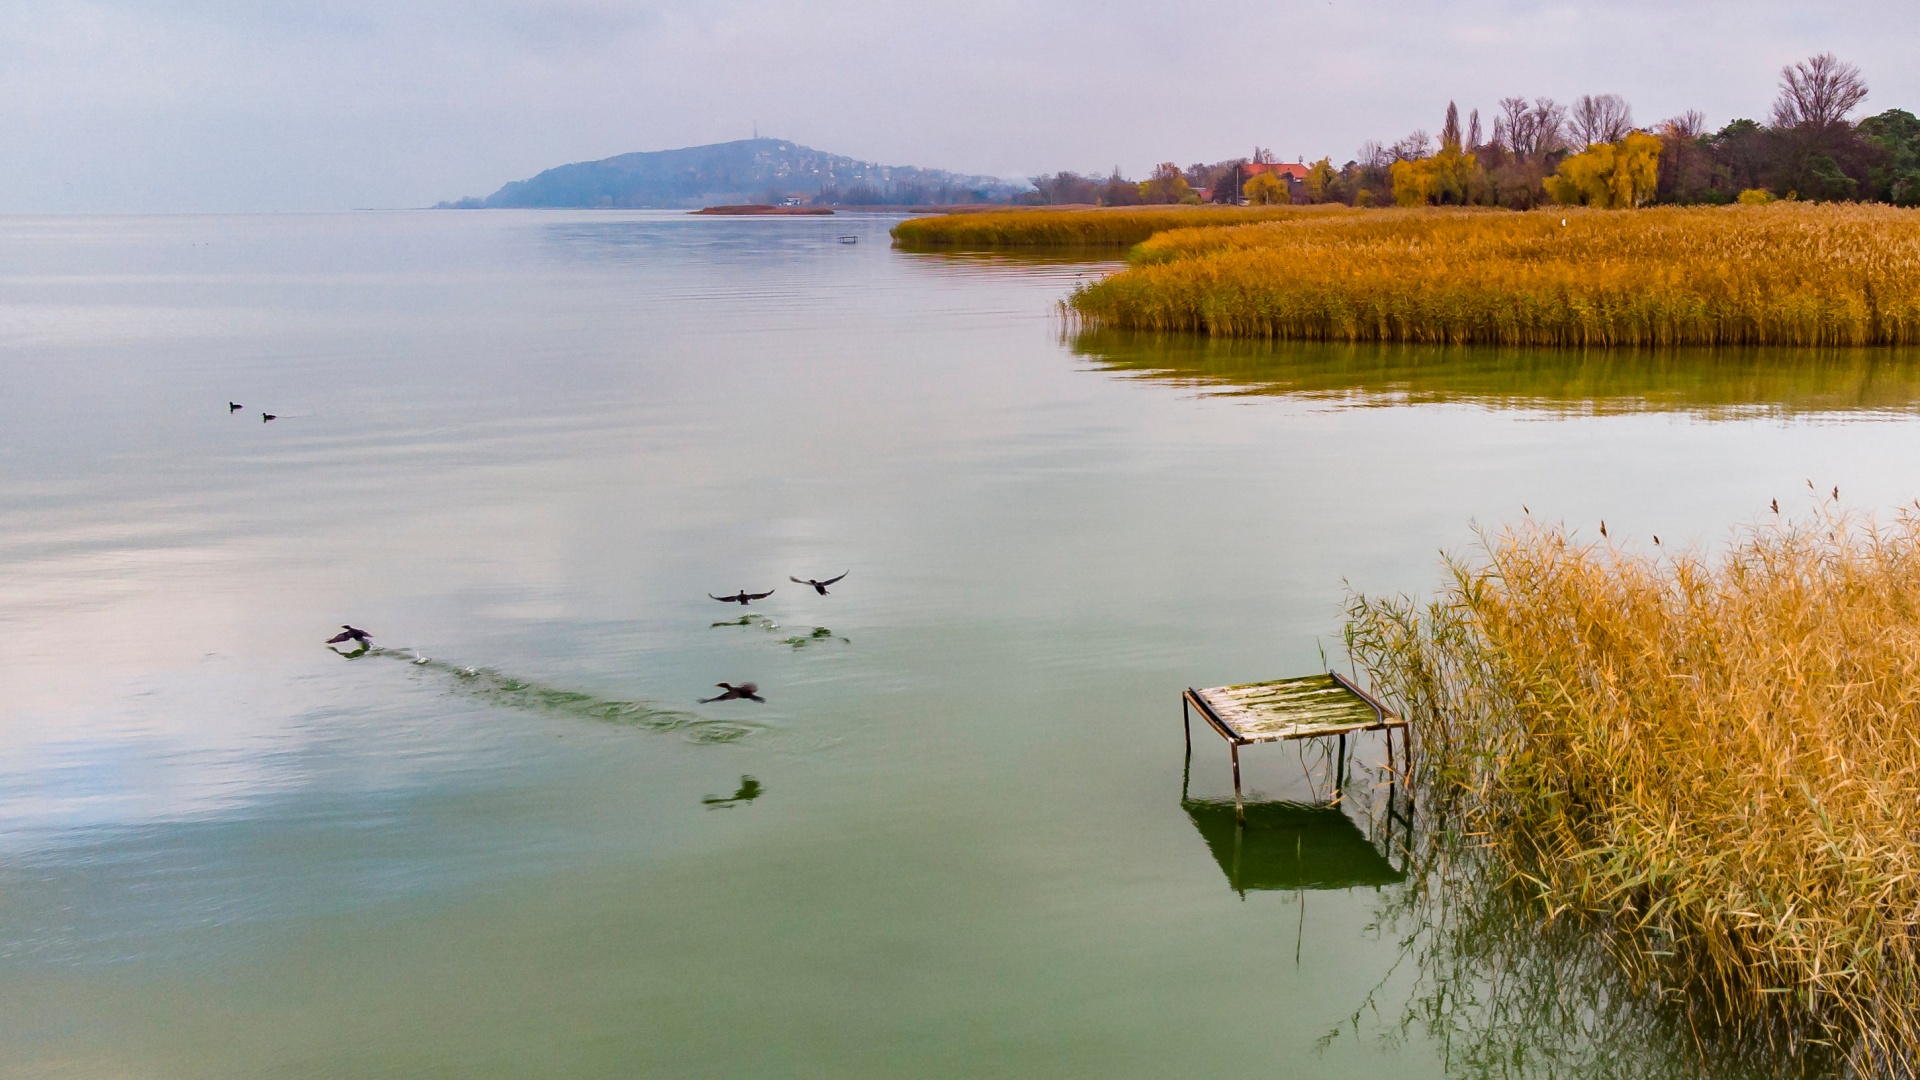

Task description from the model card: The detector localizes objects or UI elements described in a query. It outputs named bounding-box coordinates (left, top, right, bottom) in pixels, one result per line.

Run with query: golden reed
left=889, top=204, right=1345, bottom=248
left=1071, top=204, right=1920, bottom=347
left=1346, top=503, right=1920, bottom=1069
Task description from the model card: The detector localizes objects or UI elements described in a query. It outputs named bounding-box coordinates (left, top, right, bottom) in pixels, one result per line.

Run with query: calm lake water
left=4, top=210, right=1917, bottom=1078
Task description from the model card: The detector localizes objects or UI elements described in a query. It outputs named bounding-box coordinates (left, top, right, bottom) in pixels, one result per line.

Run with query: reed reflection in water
left=1072, top=329, right=1920, bottom=417
left=1176, top=734, right=1832, bottom=1079
left=1332, top=817, right=1841, bottom=1080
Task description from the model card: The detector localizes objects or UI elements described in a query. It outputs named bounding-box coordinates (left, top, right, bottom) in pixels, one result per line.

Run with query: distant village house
left=1223, top=161, right=1309, bottom=203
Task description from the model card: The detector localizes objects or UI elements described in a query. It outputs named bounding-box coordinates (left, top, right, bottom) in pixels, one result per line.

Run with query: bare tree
left=1358, top=141, right=1391, bottom=169
left=1030, top=171, right=1103, bottom=204
left=1499, top=97, right=1568, bottom=158
left=1658, top=110, right=1706, bottom=140
left=1252, top=146, right=1277, bottom=164
left=1497, top=97, right=1530, bottom=152
left=1654, top=111, right=1714, bottom=203
left=1569, top=94, right=1635, bottom=149
left=1467, top=108, right=1483, bottom=151
left=1392, top=130, right=1432, bottom=161
left=1772, top=53, right=1868, bottom=128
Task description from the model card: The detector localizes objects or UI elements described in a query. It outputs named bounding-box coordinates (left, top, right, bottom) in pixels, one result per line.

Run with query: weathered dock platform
left=1184, top=671, right=1409, bottom=821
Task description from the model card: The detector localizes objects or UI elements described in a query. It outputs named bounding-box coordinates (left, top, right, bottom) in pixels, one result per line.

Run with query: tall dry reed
left=1072, top=204, right=1920, bottom=347
left=889, top=204, right=1349, bottom=248
left=1345, top=504, right=1920, bottom=1071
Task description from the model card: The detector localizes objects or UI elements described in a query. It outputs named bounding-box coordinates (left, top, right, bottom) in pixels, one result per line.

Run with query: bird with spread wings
left=789, top=571, right=848, bottom=596
left=710, top=588, right=775, bottom=605
left=700, top=682, right=765, bottom=703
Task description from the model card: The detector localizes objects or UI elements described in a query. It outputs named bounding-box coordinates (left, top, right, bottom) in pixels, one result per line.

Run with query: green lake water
left=3, top=210, right=1915, bottom=1078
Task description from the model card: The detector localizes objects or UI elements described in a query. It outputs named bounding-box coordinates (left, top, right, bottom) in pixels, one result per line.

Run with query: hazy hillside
left=439, top=139, right=1023, bottom=208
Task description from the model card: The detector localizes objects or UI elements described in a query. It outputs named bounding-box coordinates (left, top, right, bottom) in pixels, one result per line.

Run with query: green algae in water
left=780, top=627, right=847, bottom=649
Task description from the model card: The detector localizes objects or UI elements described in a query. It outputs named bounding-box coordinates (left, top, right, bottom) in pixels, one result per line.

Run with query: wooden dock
left=1184, top=672, right=1409, bottom=821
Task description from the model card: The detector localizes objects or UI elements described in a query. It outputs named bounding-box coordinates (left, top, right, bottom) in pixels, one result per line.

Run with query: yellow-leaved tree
left=1243, top=172, right=1289, bottom=205
left=1138, top=162, right=1196, bottom=204
left=1390, top=148, right=1484, bottom=206
left=1545, top=132, right=1662, bottom=208
left=1304, top=158, right=1338, bottom=203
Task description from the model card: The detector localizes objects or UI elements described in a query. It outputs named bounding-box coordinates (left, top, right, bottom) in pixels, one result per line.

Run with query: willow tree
left=1242, top=172, right=1289, bottom=205
left=1545, top=132, right=1662, bottom=208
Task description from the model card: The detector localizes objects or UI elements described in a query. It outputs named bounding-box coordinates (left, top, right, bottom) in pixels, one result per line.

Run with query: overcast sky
left=1, top=0, right=1913, bottom=212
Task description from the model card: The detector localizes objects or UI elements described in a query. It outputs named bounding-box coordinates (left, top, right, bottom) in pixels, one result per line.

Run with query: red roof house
left=1240, top=162, right=1309, bottom=182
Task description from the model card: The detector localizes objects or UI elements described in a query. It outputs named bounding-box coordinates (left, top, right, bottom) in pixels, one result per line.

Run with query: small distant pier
left=1184, top=672, right=1409, bottom=821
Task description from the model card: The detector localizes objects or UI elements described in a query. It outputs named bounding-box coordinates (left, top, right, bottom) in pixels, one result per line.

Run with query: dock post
left=1182, top=693, right=1191, bottom=760
left=1336, top=732, right=1347, bottom=794
left=1230, top=742, right=1244, bottom=823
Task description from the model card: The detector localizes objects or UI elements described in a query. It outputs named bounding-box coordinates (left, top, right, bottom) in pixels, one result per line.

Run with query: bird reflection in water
left=702, top=775, right=764, bottom=809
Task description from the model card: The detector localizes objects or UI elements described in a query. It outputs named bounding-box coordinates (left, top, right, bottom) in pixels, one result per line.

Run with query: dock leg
left=1230, top=742, right=1244, bottom=824
left=1336, top=733, right=1347, bottom=794
left=1386, top=725, right=1395, bottom=777
left=1182, top=694, right=1191, bottom=760
left=1231, top=816, right=1244, bottom=897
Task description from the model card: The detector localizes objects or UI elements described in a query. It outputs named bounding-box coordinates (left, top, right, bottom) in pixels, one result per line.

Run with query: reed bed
left=1345, top=505, right=1920, bottom=1070
left=889, top=204, right=1351, bottom=248
left=1071, top=204, right=1920, bottom=347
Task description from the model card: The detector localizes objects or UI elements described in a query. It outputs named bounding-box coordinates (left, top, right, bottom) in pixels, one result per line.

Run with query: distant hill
left=438, top=138, right=1025, bottom=209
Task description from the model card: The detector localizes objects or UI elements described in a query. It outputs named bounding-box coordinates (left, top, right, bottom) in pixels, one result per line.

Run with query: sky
left=0, top=0, right=1914, bottom=213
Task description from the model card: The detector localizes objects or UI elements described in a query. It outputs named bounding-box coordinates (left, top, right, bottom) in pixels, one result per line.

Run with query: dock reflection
left=1183, top=798, right=1405, bottom=894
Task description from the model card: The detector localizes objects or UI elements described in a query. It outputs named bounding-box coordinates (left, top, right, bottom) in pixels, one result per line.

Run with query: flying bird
left=710, top=589, right=775, bottom=605
left=262, top=412, right=277, bottom=422
left=326, top=624, right=372, bottom=645
left=700, top=682, right=764, bottom=703
left=789, top=571, right=848, bottom=595
left=229, top=402, right=242, bottom=412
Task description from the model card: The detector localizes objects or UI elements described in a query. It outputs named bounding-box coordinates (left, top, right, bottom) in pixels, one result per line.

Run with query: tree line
left=1023, top=55, right=1919, bottom=210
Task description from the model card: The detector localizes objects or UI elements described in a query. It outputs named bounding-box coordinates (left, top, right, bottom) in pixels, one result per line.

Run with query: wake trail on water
left=347, top=647, right=765, bottom=744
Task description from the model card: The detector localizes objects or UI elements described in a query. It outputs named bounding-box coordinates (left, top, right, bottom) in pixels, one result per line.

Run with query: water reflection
left=1183, top=798, right=1405, bottom=893
left=346, top=647, right=762, bottom=743
left=9, top=212, right=1901, bottom=1078
left=1340, top=826, right=1834, bottom=1080
left=1173, top=743, right=1832, bottom=1076
left=1072, top=329, right=1920, bottom=416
